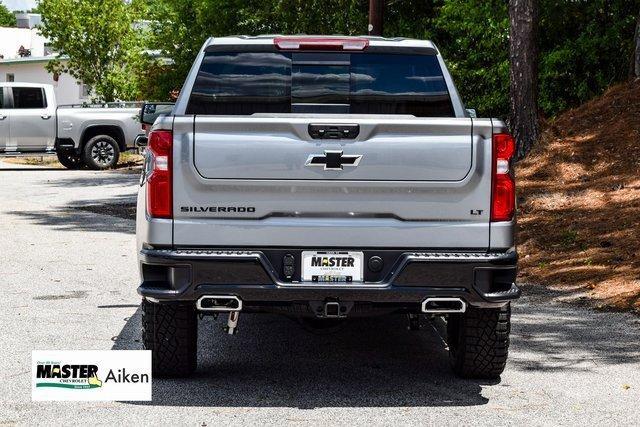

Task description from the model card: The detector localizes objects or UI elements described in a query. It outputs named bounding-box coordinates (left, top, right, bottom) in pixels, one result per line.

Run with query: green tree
left=435, top=0, right=640, bottom=118
left=39, top=0, right=145, bottom=102
left=0, top=4, right=17, bottom=27
left=538, top=0, right=640, bottom=114
left=434, top=0, right=509, bottom=118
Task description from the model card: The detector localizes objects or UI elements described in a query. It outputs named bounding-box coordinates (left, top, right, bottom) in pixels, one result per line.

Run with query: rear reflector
left=274, top=36, right=369, bottom=51
left=146, top=130, right=173, bottom=219
left=491, top=133, right=516, bottom=222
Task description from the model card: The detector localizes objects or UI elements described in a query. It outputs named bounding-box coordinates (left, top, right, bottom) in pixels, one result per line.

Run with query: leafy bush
left=538, top=0, right=640, bottom=116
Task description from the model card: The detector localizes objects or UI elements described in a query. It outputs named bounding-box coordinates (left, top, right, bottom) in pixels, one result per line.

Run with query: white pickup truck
left=0, top=82, right=143, bottom=169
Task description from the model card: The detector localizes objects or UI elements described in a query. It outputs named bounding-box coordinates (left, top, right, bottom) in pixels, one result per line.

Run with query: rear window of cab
left=186, top=51, right=454, bottom=117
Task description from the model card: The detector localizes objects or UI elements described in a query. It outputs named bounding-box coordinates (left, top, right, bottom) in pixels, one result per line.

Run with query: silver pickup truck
left=0, top=82, right=143, bottom=169
left=137, top=35, right=520, bottom=379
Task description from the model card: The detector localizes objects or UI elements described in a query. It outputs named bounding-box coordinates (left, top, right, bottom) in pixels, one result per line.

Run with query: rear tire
left=56, top=150, right=84, bottom=169
left=82, top=135, right=120, bottom=170
left=446, top=304, right=511, bottom=379
left=142, top=299, right=198, bottom=377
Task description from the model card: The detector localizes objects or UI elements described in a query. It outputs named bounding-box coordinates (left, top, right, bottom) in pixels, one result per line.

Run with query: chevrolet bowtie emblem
left=305, top=150, right=363, bottom=171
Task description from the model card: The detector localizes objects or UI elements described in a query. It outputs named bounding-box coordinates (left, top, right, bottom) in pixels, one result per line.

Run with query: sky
left=2, top=0, right=37, bottom=11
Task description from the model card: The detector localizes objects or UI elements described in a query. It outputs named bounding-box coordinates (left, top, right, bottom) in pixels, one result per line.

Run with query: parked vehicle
left=0, top=83, right=143, bottom=169
left=137, top=35, right=520, bottom=379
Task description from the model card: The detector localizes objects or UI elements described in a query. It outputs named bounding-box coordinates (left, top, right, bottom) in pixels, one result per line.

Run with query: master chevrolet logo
left=35, top=363, right=148, bottom=390
left=305, top=150, right=363, bottom=171
left=311, top=256, right=356, bottom=267
left=32, top=350, right=152, bottom=401
left=35, top=363, right=103, bottom=390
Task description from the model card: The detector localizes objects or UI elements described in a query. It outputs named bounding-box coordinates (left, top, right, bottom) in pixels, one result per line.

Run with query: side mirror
left=466, top=108, right=477, bottom=118
left=140, top=102, right=175, bottom=126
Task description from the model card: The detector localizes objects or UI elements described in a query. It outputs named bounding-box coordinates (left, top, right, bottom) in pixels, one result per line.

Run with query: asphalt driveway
left=1, top=160, right=638, bottom=425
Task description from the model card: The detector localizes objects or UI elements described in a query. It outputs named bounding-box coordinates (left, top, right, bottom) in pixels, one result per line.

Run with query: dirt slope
left=517, top=80, right=640, bottom=313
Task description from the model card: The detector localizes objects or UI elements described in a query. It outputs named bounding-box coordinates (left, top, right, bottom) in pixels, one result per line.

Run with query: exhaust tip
left=421, top=297, right=466, bottom=314
left=197, top=295, right=243, bottom=312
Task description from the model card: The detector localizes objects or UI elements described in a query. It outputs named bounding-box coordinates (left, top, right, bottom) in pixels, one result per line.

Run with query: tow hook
left=308, top=300, right=353, bottom=318
left=324, top=301, right=341, bottom=318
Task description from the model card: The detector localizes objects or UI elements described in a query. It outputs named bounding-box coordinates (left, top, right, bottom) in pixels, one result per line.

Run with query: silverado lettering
left=180, top=206, right=256, bottom=213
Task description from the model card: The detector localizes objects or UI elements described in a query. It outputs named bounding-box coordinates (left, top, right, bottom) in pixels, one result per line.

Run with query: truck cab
left=0, top=83, right=56, bottom=153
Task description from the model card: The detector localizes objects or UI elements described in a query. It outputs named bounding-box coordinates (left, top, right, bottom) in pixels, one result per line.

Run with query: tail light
left=491, top=133, right=516, bottom=222
left=274, top=36, right=369, bottom=51
left=146, top=130, right=172, bottom=218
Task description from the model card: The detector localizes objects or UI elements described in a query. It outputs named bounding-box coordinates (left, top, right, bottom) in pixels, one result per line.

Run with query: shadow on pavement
left=41, top=172, right=140, bottom=188
left=4, top=166, right=138, bottom=233
left=111, top=297, right=640, bottom=409
left=113, top=308, right=493, bottom=408
left=7, top=195, right=136, bottom=233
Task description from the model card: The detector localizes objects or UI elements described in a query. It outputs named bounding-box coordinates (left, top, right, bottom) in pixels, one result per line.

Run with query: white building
left=0, top=26, right=47, bottom=58
left=0, top=16, right=89, bottom=105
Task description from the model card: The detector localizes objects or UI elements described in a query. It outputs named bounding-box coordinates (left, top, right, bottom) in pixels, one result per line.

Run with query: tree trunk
left=509, top=0, right=539, bottom=160
left=633, top=12, right=640, bottom=78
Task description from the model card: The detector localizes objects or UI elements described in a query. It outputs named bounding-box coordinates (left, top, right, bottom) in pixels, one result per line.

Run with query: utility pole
left=368, top=0, right=384, bottom=36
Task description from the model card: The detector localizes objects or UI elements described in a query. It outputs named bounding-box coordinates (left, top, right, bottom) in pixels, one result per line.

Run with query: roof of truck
left=204, top=35, right=438, bottom=53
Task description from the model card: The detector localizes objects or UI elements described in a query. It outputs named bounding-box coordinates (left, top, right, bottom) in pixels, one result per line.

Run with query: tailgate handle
left=309, top=124, right=359, bottom=140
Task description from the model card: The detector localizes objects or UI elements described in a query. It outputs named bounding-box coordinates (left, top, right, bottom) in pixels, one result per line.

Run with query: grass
left=4, top=155, right=61, bottom=167
left=560, top=230, right=579, bottom=247
left=4, top=151, right=143, bottom=169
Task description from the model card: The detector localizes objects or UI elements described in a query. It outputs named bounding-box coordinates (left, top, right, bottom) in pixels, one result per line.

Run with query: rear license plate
left=301, top=251, right=364, bottom=282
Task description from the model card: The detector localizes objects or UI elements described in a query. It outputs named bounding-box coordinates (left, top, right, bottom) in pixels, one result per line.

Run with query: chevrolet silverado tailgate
left=171, top=116, right=493, bottom=249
